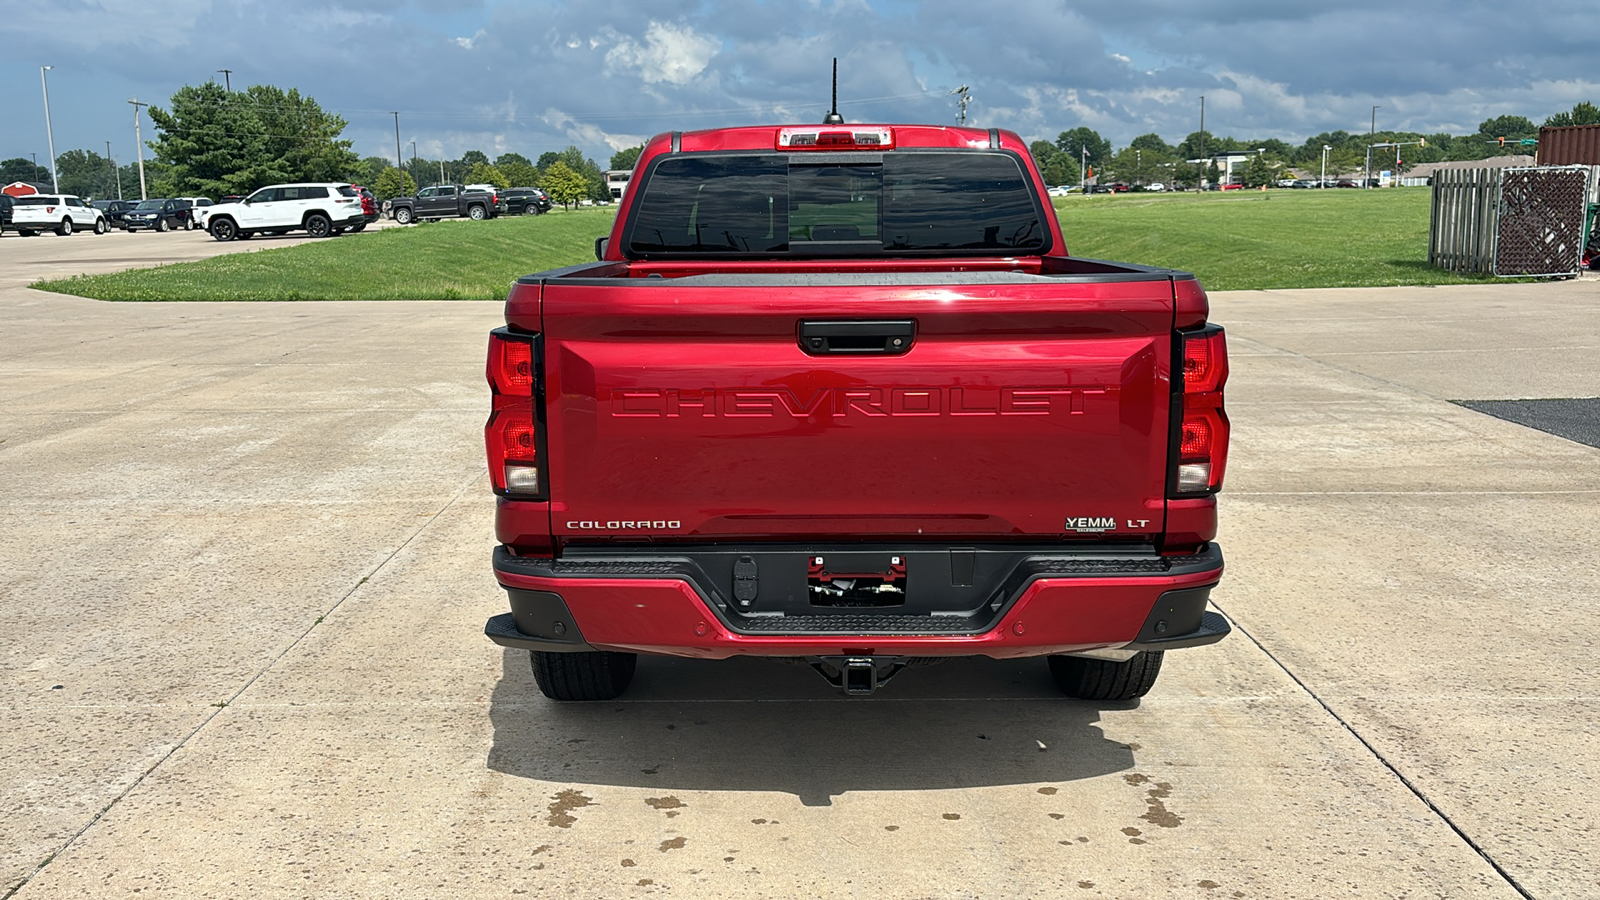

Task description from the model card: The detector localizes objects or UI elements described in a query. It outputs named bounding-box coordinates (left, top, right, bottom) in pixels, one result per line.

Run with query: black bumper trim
left=1126, top=610, right=1231, bottom=651
left=485, top=613, right=598, bottom=653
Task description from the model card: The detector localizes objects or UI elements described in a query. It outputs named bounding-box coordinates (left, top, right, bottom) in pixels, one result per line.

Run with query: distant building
left=3, top=182, right=49, bottom=197
left=1404, top=156, right=1535, bottom=181
left=605, top=169, right=632, bottom=201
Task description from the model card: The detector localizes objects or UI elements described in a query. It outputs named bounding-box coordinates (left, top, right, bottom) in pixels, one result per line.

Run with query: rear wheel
left=393, top=206, right=413, bottom=225
left=467, top=204, right=487, bottom=220
left=237, top=230, right=254, bottom=240
left=1048, top=651, right=1164, bottom=701
left=57, top=218, right=73, bottom=236
left=305, top=213, right=331, bottom=238
left=210, top=218, right=237, bottom=242
left=184, top=217, right=194, bottom=230
left=529, top=650, right=637, bottom=701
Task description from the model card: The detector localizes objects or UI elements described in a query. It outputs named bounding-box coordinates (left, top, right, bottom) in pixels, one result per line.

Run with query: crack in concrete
left=0, top=468, right=485, bottom=900
left=1212, top=601, right=1536, bottom=900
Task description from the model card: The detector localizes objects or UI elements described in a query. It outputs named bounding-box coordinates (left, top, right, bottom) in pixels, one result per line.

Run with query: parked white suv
left=204, top=183, right=365, bottom=242
left=9, top=194, right=108, bottom=236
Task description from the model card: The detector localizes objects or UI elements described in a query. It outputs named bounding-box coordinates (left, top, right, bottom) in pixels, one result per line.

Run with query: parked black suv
left=123, top=199, right=193, bottom=232
left=500, top=187, right=552, bottom=215
left=0, top=194, right=12, bottom=236
left=91, top=199, right=140, bottom=230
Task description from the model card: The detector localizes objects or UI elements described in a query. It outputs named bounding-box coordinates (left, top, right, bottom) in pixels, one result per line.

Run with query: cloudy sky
left=2, top=0, right=1593, bottom=169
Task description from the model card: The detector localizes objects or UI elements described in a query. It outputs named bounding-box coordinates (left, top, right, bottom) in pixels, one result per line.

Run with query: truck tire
left=529, top=650, right=637, bottom=701
left=57, top=218, right=74, bottom=236
left=468, top=204, right=487, bottom=220
left=393, top=206, right=413, bottom=225
left=305, top=213, right=331, bottom=238
left=1048, top=651, right=1164, bottom=701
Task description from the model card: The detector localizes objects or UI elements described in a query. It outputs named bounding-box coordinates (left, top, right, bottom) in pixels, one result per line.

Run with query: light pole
left=41, top=66, right=58, bottom=192
left=1198, top=95, right=1206, bottom=189
left=392, top=111, right=403, bottom=173
left=107, top=140, right=122, bottom=200
left=128, top=98, right=149, bottom=200
left=217, top=68, right=232, bottom=91
left=1321, top=144, right=1330, bottom=188
left=1367, top=106, right=1380, bottom=188
left=410, top=141, right=417, bottom=186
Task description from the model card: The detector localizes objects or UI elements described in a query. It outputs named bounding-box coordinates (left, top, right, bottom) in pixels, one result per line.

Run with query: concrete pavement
left=1, top=232, right=1595, bottom=898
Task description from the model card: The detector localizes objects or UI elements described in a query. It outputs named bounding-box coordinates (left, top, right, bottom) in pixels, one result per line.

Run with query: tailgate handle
left=799, top=320, right=915, bottom=355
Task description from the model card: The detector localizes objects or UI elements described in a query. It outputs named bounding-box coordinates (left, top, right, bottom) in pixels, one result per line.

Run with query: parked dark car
left=0, top=194, right=12, bottom=235
left=91, top=199, right=140, bottom=229
left=349, top=185, right=379, bottom=228
left=123, top=199, right=192, bottom=232
left=501, top=187, right=552, bottom=215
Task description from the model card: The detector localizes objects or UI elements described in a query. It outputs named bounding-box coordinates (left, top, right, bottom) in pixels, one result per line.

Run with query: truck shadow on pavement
left=487, top=650, right=1137, bottom=806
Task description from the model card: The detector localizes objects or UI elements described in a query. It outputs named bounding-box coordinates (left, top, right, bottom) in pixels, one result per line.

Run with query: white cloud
left=605, top=21, right=721, bottom=85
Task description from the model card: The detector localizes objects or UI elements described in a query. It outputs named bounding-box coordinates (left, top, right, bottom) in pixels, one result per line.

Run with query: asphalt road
left=1, top=229, right=1596, bottom=898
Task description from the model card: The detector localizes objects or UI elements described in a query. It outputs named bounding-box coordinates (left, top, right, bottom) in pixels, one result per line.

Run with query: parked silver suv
left=204, top=183, right=365, bottom=242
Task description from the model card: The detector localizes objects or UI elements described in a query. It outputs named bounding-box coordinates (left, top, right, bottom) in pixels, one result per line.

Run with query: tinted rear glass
left=338, top=186, right=358, bottom=197
left=16, top=197, right=54, bottom=206
left=625, top=151, right=1048, bottom=257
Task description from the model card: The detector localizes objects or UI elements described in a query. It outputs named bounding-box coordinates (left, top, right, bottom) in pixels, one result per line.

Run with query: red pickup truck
left=484, top=123, right=1230, bottom=701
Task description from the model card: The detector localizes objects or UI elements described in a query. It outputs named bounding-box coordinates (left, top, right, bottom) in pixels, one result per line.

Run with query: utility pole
left=392, top=111, right=403, bottom=172
left=1321, top=144, right=1330, bottom=189
left=41, top=66, right=58, bottom=191
left=107, top=140, right=122, bottom=200
left=410, top=141, right=417, bottom=186
left=1080, top=145, right=1088, bottom=193
left=1198, top=95, right=1206, bottom=190
left=217, top=68, right=232, bottom=91
left=948, top=85, right=971, bottom=126
left=1368, top=106, right=1380, bottom=188
left=128, top=98, right=149, bottom=200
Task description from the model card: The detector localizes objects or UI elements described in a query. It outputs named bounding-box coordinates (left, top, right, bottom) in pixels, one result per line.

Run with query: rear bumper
left=487, top=544, right=1227, bottom=660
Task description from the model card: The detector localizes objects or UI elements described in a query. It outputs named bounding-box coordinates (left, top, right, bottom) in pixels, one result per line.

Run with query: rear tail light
left=777, top=126, right=895, bottom=150
left=1171, top=326, right=1229, bottom=495
left=486, top=328, right=545, bottom=498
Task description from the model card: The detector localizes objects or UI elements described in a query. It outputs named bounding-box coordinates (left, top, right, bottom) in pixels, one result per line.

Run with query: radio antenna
left=822, top=57, right=844, bottom=125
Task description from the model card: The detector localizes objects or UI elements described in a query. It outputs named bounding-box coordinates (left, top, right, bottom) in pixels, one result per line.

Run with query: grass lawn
left=1056, top=187, right=1488, bottom=291
left=32, top=208, right=620, bottom=302
left=33, top=188, right=1487, bottom=301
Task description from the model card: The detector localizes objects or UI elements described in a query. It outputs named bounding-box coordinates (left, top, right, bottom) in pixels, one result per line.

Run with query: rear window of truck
left=625, top=151, right=1049, bottom=257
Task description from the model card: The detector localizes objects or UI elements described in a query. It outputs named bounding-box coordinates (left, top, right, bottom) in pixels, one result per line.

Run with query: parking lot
left=2, top=232, right=1597, bottom=898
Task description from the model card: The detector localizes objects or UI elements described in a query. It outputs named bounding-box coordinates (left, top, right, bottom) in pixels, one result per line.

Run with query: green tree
left=542, top=160, right=588, bottom=209
left=459, top=150, right=490, bottom=168
left=1055, top=127, right=1111, bottom=171
left=1544, top=101, right=1600, bottom=127
left=2, top=157, right=48, bottom=185
left=1242, top=153, right=1277, bottom=188
left=372, top=167, right=416, bottom=201
left=499, top=159, right=539, bottom=188
left=54, top=148, right=121, bottom=198
left=466, top=162, right=510, bottom=189
left=147, top=82, right=358, bottom=196
left=610, top=145, right=644, bottom=170
left=1175, top=131, right=1218, bottom=161
left=354, top=156, right=390, bottom=187
left=1128, top=133, right=1173, bottom=155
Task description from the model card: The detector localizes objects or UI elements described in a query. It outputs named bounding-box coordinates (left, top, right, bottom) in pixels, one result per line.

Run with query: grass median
left=32, top=188, right=1486, bottom=301
left=31, top=208, right=620, bottom=302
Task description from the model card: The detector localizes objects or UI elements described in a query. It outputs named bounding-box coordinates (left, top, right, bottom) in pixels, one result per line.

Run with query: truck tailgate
left=540, top=272, right=1174, bottom=541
